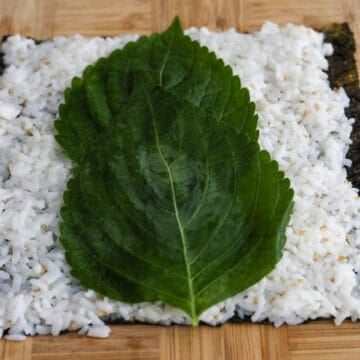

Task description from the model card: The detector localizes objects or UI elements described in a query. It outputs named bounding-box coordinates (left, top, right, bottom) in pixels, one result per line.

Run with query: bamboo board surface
left=0, top=0, right=359, bottom=359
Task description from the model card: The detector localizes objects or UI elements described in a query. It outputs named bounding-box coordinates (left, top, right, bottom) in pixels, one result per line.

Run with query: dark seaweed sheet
left=0, top=24, right=358, bottom=327
left=323, top=23, right=360, bottom=191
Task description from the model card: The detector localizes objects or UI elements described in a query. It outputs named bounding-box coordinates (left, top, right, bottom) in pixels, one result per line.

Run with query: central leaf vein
left=144, top=85, right=197, bottom=324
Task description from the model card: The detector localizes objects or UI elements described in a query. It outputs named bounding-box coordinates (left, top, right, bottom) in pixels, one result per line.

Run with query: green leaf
left=56, top=17, right=294, bottom=325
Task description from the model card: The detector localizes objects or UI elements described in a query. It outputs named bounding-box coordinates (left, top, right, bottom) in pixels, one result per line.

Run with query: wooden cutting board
left=0, top=1, right=360, bottom=359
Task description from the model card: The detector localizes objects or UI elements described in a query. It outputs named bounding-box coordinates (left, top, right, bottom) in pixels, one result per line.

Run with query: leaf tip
left=167, top=16, right=183, bottom=35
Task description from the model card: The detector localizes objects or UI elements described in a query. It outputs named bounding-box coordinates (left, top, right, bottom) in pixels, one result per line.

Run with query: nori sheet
left=0, top=24, right=358, bottom=327
left=323, top=23, right=360, bottom=191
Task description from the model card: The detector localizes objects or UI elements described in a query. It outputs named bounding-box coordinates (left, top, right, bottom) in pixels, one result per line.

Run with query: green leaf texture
left=55, top=17, right=294, bottom=325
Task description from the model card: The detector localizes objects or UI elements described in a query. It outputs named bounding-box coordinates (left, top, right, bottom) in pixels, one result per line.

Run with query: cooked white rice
left=0, top=22, right=359, bottom=339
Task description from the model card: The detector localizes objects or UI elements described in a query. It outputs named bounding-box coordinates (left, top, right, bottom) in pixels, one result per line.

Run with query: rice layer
left=0, top=22, right=359, bottom=338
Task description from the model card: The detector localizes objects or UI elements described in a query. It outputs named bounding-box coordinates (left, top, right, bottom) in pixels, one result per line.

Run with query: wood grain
left=0, top=0, right=359, bottom=359
left=3, top=321, right=360, bottom=359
